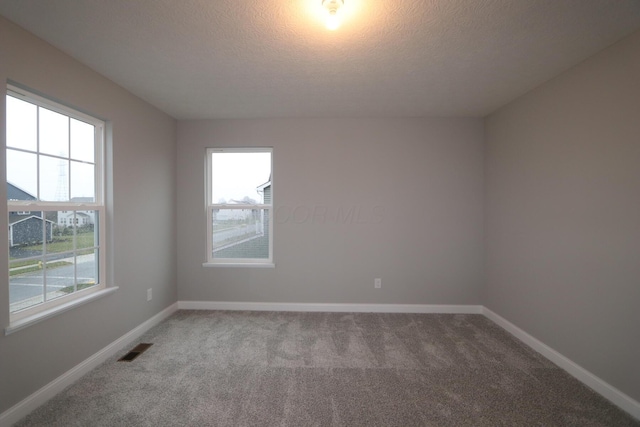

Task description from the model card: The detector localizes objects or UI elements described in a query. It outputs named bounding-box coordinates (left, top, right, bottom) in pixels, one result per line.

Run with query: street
left=9, top=256, right=97, bottom=306
left=213, top=223, right=261, bottom=249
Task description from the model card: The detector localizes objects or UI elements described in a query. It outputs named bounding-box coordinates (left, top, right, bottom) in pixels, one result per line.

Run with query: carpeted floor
left=16, top=311, right=640, bottom=426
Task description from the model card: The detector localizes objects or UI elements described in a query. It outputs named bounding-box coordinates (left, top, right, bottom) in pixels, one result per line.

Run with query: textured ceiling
left=1, top=0, right=640, bottom=119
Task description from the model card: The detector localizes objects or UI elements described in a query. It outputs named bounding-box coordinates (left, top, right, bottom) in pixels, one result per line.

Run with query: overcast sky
left=6, top=95, right=95, bottom=201
left=210, top=152, right=271, bottom=204
left=7, top=95, right=272, bottom=205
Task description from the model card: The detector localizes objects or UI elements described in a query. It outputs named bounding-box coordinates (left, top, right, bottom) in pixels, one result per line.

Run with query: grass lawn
left=9, top=231, right=95, bottom=275
left=44, top=232, right=96, bottom=253
left=10, top=231, right=96, bottom=258
left=10, top=259, right=42, bottom=268
left=9, top=261, right=73, bottom=276
left=60, top=282, right=97, bottom=294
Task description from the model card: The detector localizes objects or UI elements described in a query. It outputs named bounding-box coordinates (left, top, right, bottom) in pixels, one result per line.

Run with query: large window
left=6, top=85, right=106, bottom=320
left=205, top=148, right=273, bottom=266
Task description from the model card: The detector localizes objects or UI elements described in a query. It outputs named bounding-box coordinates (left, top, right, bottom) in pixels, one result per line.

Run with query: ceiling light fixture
left=322, top=0, right=344, bottom=31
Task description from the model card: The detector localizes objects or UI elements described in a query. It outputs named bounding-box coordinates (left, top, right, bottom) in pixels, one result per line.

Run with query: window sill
left=202, top=262, right=275, bottom=268
left=5, top=287, right=119, bottom=335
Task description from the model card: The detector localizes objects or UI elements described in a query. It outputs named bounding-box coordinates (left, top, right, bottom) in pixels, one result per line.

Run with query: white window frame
left=6, top=85, right=108, bottom=325
left=204, top=147, right=274, bottom=267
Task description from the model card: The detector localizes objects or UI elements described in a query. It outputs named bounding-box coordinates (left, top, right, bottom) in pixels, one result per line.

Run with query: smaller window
left=205, top=148, right=273, bottom=266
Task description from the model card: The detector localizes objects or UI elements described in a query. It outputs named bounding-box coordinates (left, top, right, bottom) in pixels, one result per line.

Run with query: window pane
left=45, top=210, right=97, bottom=252
left=39, top=107, right=69, bottom=157
left=7, top=149, right=38, bottom=198
left=77, top=249, right=98, bottom=290
left=211, top=152, right=271, bottom=204
left=6, top=95, right=37, bottom=151
left=40, top=155, right=69, bottom=201
left=76, top=211, right=97, bottom=249
left=44, top=254, right=75, bottom=301
left=70, top=118, right=95, bottom=162
left=46, top=212, right=73, bottom=254
left=41, top=212, right=59, bottom=254
left=9, top=210, right=46, bottom=312
left=212, top=208, right=269, bottom=259
left=7, top=86, right=106, bottom=316
left=8, top=211, right=46, bottom=254
left=70, top=161, right=95, bottom=201
left=10, top=259, right=44, bottom=313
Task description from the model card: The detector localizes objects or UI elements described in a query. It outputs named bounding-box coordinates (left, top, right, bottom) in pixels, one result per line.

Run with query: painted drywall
left=177, top=118, right=484, bottom=305
left=485, top=29, right=640, bottom=402
left=0, top=17, right=177, bottom=413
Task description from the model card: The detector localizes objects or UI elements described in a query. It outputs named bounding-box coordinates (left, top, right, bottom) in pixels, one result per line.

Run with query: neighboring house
left=7, top=182, right=55, bottom=247
left=57, top=197, right=95, bottom=227
left=7, top=182, right=38, bottom=216
left=58, top=211, right=94, bottom=227
left=214, top=202, right=253, bottom=222
left=7, top=182, right=37, bottom=203
left=214, top=198, right=260, bottom=222
left=257, top=179, right=271, bottom=204
left=256, top=179, right=271, bottom=237
left=9, top=214, right=54, bottom=247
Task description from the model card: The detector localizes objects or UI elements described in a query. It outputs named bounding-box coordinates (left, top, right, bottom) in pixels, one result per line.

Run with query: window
left=6, top=85, right=106, bottom=321
left=205, top=148, right=273, bottom=266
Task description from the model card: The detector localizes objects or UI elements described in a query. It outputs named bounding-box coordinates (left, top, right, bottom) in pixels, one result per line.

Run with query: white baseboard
left=483, top=307, right=640, bottom=420
left=177, top=300, right=484, bottom=314
left=0, top=303, right=178, bottom=427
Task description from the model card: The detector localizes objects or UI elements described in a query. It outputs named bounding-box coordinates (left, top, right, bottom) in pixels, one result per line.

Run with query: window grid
left=205, top=148, right=273, bottom=265
left=7, top=85, right=106, bottom=320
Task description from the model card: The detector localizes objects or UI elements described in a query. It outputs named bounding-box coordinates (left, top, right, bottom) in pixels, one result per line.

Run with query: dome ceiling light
left=322, top=0, right=344, bottom=30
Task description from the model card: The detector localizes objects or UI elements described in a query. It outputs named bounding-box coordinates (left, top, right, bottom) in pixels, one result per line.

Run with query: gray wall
left=4, top=7, right=638, bottom=418
left=0, top=17, right=177, bottom=413
left=485, top=30, right=640, bottom=402
left=177, top=118, right=484, bottom=305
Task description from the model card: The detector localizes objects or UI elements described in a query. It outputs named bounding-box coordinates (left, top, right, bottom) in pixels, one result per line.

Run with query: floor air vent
left=118, top=343, right=153, bottom=362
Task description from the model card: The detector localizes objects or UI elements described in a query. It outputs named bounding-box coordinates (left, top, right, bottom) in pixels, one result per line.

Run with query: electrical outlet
left=147, top=288, right=152, bottom=301
left=374, top=278, right=382, bottom=289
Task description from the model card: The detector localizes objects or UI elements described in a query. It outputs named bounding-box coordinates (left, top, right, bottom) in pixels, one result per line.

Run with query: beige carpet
left=16, top=310, right=640, bottom=426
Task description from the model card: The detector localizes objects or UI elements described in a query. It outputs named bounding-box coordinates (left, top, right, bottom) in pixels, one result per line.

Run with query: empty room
left=1, top=0, right=639, bottom=425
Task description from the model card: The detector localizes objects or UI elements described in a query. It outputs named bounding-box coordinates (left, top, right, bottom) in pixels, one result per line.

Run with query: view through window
left=206, top=148, right=273, bottom=265
left=6, top=86, right=106, bottom=318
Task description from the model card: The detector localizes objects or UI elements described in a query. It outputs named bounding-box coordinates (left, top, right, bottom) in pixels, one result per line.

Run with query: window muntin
left=6, top=86, right=106, bottom=319
left=206, top=148, right=273, bottom=265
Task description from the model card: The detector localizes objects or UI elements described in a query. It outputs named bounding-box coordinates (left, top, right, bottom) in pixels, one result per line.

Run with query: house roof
left=7, top=182, right=36, bottom=201
left=9, top=214, right=55, bottom=226
left=1, top=1, right=639, bottom=119
left=9, top=214, right=32, bottom=225
left=257, top=176, right=272, bottom=191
